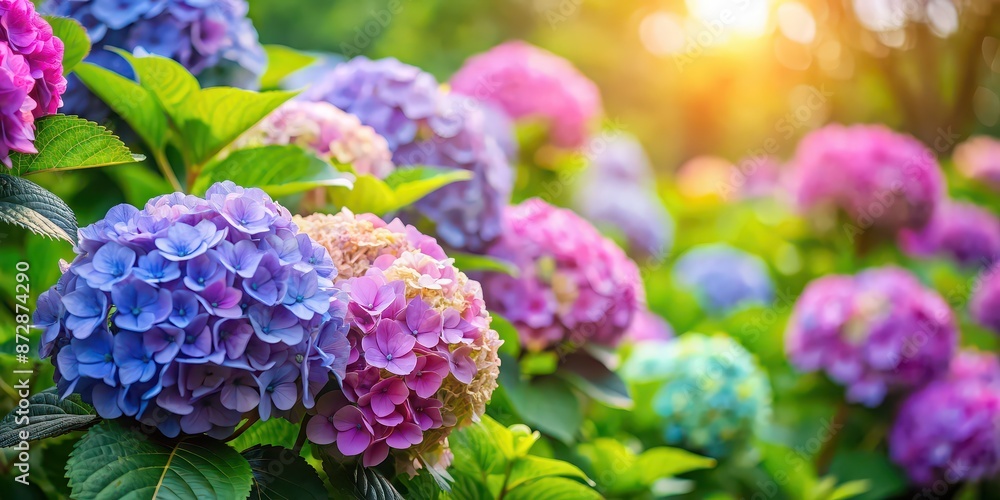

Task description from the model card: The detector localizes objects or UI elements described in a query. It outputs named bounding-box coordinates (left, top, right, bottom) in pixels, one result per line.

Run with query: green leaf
left=9, top=115, right=143, bottom=175
left=828, top=480, right=871, bottom=500
left=0, top=174, right=77, bottom=242
left=178, top=88, right=297, bottom=166
left=115, top=51, right=200, bottom=121
left=827, top=450, right=906, bottom=500
left=506, top=456, right=594, bottom=491
left=45, top=17, right=90, bottom=75
left=229, top=418, right=299, bottom=452
left=74, top=63, right=168, bottom=150
left=242, top=445, right=326, bottom=500
left=556, top=350, right=633, bottom=409
left=322, top=460, right=404, bottom=500
left=104, top=163, right=173, bottom=207
left=634, top=447, right=716, bottom=480
left=450, top=252, right=519, bottom=276
left=504, top=477, right=601, bottom=500
left=67, top=420, right=253, bottom=500
left=491, top=314, right=521, bottom=358
left=449, top=416, right=508, bottom=478
left=192, top=145, right=352, bottom=197
left=0, top=387, right=99, bottom=448
left=261, top=45, right=317, bottom=90
left=498, top=354, right=582, bottom=444
left=330, top=167, right=472, bottom=215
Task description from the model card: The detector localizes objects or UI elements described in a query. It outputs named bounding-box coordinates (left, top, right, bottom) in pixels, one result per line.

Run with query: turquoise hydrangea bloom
left=621, top=333, right=772, bottom=458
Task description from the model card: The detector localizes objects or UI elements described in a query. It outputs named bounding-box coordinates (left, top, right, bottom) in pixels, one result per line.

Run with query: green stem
left=815, top=401, right=850, bottom=476
left=153, top=149, right=183, bottom=193
left=293, top=414, right=311, bottom=454
left=223, top=414, right=259, bottom=443
left=496, top=461, right=515, bottom=500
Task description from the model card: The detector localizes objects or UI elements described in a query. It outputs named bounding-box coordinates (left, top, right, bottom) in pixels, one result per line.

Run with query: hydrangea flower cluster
left=898, top=201, right=1000, bottom=267
left=672, top=244, right=774, bottom=316
left=890, top=350, right=1000, bottom=485
left=953, top=136, right=1000, bottom=190
left=232, top=100, right=394, bottom=178
left=970, top=264, right=1000, bottom=334
left=0, top=0, right=66, bottom=167
left=574, top=133, right=674, bottom=259
left=43, top=0, right=266, bottom=120
left=450, top=40, right=601, bottom=150
left=790, top=124, right=943, bottom=235
left=785, top=267, right=957, bottom=406
left=625, top=308, right=674, bottom=343
left=34, top=182, right=351, bottom=438
left=304, top=56, right=513, bottom=251
left=295, top=209, right=501, bottom=471
left=621, top=334, right=773, bottom=458
left=479, top=199, right=642, bottom=352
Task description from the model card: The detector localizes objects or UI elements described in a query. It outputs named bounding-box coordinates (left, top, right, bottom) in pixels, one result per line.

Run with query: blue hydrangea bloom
left=621, top=334, right=773, bottom=458
left=42, top=0, right=266, bottom=121
left=303, top=57, right=514, bottom=252
left=35, top=182, right=350, bottom=439
left=672, top=244, right=774, bottom=315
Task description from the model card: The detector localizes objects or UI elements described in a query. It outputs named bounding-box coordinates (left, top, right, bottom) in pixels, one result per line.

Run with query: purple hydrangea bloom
left=970, top=264, right=1000, bottom=334
left=574, top=133, right=674, bottom=260
left=790, top=124, right=944, bottom=236
left=42, top=0, right=265, bottom=121
left=450, top=40, right=601, bottom=150
left=624, top=308, right=674, bottom=343
left=34, top=182, right=350, bottom=438
left=303, top=57, right=514, bottom=251
left=786, top=267, right=958, bottom=406
left=899, top=201, right=1000, bottom=267
left=0, top=0, right=66, bottom=167
left=480, top=199, right=642, bottom=352
left=672, top=244, right=774, bottom=316
left=890, top=350, right=1000, bottom=485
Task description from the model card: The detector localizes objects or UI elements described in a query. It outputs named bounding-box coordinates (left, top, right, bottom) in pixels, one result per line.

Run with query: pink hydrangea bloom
left=898, top=201, right=1000, bottom=267
left=970, top=264, right=1000, bottom=335
left=450, top=41, right=601, bottom=150
left=953, top=136, right=1000, bottom=189
left=0, top=0, right=66, bottom=166
left=233, top=100, right=394, bottom=178
left=790, top=124, right=944, bottom=235
left=480, top=199, right=642, bottom=352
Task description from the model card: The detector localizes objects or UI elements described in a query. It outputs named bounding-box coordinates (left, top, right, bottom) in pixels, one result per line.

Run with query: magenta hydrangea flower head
left=890, top=350, right=1000, bottom=485
left=790, top=124, right=944, bottom=236
left=0, top=0, right=66, bottom=167
left=479, top=199, right=642, bottom=352
left=304, top=57, right=514, bottom=251
left=450, top=40, right=601, bottom=150
left=296, top=209, right=502, bottom=474
left=34, top=182, right=351, bottom=438
left=899, top=200, right=1000, bottom=267
left=970, top=264, right=1000, bottom=334
left=953, top=136, right=1000, bottom=189
left=574, top=133, right=674, bottom=259
left=232, top=100, right=394, bottom=178
left=785, top=267, right=957, bottom=406
left=624, top=308, right=674, bottom=343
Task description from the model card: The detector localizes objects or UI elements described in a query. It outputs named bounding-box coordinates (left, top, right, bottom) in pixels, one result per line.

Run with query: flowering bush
left=304, top=57, right=513, bottom=251
left=790, top=124, right=943, bottom=236
left=785, top=267, right=957, bottom=406
left=621, top=334, right=772, bottom=458
left=890, top=350, right=1000, bottom=485
left=898, top=200, right=1000, bottom=267
left=295, top=209, right=502, bottom=471
left=480, top=199, right=642, bottom=352
left=953, top=136, right=1000, bottom=189
left=43, top=0, right=265, bottom=119
left=232, top=100, right=394, bottom=178
left=450, top=40, right=601, bottom=150
left=0, top=0, right=66, bottom=166
left=34, top=182, right=351, bottom=437
left=672, top=244, right=774, bottom=315
left=970, top=264, right=1000, bottom=334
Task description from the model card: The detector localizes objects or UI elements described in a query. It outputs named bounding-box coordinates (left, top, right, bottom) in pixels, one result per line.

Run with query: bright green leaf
left=229, top=418, right=299, bottom=452
left=9, top=115, right=142, bottom=175
left=556, top=350, right=633, bottom=409
left=634, top=447, right=716, bottom=480
left=46, top=17, right=90, bottom=75
left=67, top=420, right=253, bottom=500
left=0, top=174, right=77, bottom=242
left=504, top=477, right=601, bottom=500
left=74, top=63, right=168, bottom=150
left=450, top=252, right=519, bottom=276
left=192, top=145, right=351, bottom=197
left=491, top=314, right=521, bottom=358
left=0, top=387, right=99, bottom=448
left=448, top=416, right=508, bottom=478
left=261, top=45, right=317, bottom=90
left=115, top=51, right=199, bottom=121
left=242, top=445, right=326, bottom=500
left=506, top=456, right=594, bottom=491
left=330, top=166, right=470, bottom=215
left=828, top=480, right=871, bottom=500
left=104, top=163, right=173, bottom=207
left=498, top=354, right=582, bottom=444
left=508, top=424, right=540, bottom=458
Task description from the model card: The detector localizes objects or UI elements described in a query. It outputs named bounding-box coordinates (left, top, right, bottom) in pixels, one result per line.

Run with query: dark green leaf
left=261, top=45, right=317, bottom=90
left=0, top=174, right=77, bottom=242
left=450, top=252, right=519, bottom=276
left=322, top=460, right=405, bottom=500
left=9, top=115, right=142, bottom=175
left=242, top=444, right=326, bottom=500
left=0, top=387, right=99, bottom=448
left=504, top=477, right=601, bottom=500
left=74, top=63, right=168, bottom=150
left=556, top=350, right=633, bottom=409
left=192, top=145, right=352, bottom=196
left=46, top=17, right=90, bottom=75
left=828, top=450, right=906, bottom=500
left=498, top=354, right=582, bottom=444
left=66, top=420, right=253, bottom=500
